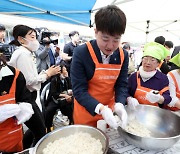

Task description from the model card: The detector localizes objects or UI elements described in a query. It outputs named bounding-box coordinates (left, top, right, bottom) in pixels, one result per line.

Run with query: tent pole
left=149, top=20, right=177, bottom=32
left=145, top=20, right=150, bottom=43
left=9, top=0, right=90, bottom=26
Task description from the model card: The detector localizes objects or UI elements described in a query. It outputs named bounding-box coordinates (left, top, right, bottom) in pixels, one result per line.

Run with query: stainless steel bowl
left=33, top=125, right=109, bottom=154
left=118, top=105, right=180, bottom=151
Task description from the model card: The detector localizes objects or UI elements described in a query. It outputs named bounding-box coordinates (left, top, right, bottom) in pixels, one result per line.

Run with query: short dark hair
left=69, top=31, right=79, bottom=38
left=95, top=5, right=126, bottom=36
left=0, top=24, right=5, bottom=31
left=154, top=36, right=165, bottom=45
left=164, top=41, right=173, bottom=48
left=123, top=43, right=130, bottom=50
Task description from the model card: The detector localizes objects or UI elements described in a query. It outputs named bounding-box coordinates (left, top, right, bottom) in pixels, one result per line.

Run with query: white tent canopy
left=0, top=14, right=95, bottom=37
left=92, top=0, right=180, bottom=45
left=1, top=0, right=180, bottom=45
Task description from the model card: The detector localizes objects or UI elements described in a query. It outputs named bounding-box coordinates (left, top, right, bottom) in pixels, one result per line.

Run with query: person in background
left=35, top=30, right=60, bottom=74
left=164, top=40, right=174, bottom=51
left=171, top=45, right=180, bottom=58
left=45, top=64, right=73, bottom=132
left=35, top=31, right=60, bottom=93
left=63, top=30, right=79, bottom=74
left=164, top=40, right=174, bottom=69
left=154, top=36, right=165, bottom=45
left=165, top=53, right=180, bottom=112
left=123, top=43, right=135, bottom=76
left=154, top=36, right=170, bottom=74
left=71, top=5, right=129, bottom=129
left=8, top=24, right=60, bottom=148
left=0, top=52, right=33, bottom=153
left=0, top=25, right=13, bottom=60
left=0, top=24, right=6, bottom=44
left=170, top=45, right=180, bottom=70
left=127, top=42, right=171, bottom=110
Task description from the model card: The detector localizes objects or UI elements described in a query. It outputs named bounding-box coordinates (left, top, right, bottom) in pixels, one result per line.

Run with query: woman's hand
left=59, top=93, right=72, bottom=103
left=46, top=65, right=60, bottom=78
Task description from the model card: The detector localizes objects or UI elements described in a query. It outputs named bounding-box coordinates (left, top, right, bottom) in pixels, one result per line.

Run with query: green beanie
left=143, top=42, right=170, bottom=61
left=169, top=53, right=180, bottom=67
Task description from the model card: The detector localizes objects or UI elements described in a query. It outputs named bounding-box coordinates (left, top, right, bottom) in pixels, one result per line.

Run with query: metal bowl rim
left=119, top=126, right=180, bottom=140
left=120, top=104, right=180, bottom=140
left=33, top=124, right=109, bottom=153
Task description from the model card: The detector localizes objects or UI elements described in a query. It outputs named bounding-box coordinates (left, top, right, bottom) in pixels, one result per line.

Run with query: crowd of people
left=0, top=4, right=180, bottom=153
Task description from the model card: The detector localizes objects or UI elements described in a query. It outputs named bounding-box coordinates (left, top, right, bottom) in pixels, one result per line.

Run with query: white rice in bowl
left=125, top=119, right=151, bottom=137
left=43, top=132, right=103, bottom=154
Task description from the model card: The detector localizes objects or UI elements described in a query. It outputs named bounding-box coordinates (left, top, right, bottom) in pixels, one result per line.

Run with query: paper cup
left=97, top=120, right=107, bottom=132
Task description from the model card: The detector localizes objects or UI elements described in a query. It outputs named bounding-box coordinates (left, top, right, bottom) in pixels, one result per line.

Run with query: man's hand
left=100, top=106, right=118, bottom=129
left=114, top=103, right=128, bottom=129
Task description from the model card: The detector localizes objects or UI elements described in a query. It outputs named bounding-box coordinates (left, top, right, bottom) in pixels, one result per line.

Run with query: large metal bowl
left=118, top=105, right=180, bottom=151
left=33, top=125, right=109, bottom=154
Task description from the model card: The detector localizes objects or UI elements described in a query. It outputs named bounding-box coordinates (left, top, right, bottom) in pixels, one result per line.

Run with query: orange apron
left=134, top=71, right=168, bottom=106
left=73, top=42, right=124, bottom=127
left=164, top=72, right=180, bottom=111
left=0, top=69, right=23, bottom=153
left=158, top=61, right=163, bottom=69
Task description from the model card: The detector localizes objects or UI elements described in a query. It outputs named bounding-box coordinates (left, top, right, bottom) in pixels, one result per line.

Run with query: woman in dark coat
left=45, top=65, right=73, bottom=132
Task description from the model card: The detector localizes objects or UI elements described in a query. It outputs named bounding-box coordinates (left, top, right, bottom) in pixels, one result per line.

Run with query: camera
left=0, top=44, right=13, bottom=60
left=41, top=39, right=58, bottom=46
left=40, top=31, right=58, bottom=45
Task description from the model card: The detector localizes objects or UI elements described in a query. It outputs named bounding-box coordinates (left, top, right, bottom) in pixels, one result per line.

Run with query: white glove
left=16, top=103, right=34, bottom=125
left=127, top=97, right=139, bottom=110
left=114, top=103, right=128, bottom=129
left=101, top=106, right=118, bottom=129
left=146, top=90, right=162, bottom=103
left=0, top=104, right=21, bottom=123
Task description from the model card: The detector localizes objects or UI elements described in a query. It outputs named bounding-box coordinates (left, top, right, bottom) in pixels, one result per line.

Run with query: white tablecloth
left=106, top=128, right=180, bottom=154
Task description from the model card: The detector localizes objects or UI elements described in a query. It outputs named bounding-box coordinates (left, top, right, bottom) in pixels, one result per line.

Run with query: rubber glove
left=16, top=103, right=34, bottom=125
left=146, top=90, right=162, bottom=103
left=114, top=103, right=128, bottom=129
left=127, top=97, right=139, bottom=110
left=0, top=104, right=21, bottom=123
left=100, top=106, right=118, bottom=129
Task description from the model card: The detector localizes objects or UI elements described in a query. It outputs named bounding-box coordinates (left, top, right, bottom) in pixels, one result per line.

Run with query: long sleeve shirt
left=167, top=69, right=180, bottom=106
left=70, top=40, right=129, bottom=115
left=48, top=75, right=72, bottom=100
left=8, top=46, right=47, bottom=92
left=35, top=44, right=51, bottom=73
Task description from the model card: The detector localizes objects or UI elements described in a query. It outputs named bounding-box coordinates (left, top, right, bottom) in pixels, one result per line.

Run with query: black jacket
left=47, top=75, right=72, bottom=106
left=0, top=65, right=31, bottom=103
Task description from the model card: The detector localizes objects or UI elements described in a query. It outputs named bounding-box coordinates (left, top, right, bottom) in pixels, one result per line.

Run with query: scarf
left=139, top=66, right=157, bottom=82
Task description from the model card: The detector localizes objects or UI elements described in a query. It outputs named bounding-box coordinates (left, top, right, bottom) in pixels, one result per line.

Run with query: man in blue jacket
left=71, top=5, right=129, bottom=129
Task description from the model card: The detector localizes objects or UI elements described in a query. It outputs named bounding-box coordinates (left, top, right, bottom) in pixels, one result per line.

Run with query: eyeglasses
left=142, top=57, right=158, bottom=63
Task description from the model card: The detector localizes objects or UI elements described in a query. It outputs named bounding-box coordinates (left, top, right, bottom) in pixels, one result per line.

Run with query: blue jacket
left=70, top=40, right=129, bottom=115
